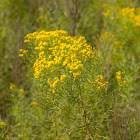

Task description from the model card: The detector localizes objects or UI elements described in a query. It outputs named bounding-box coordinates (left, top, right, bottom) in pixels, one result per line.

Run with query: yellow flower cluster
left=105, top=10, right=111, bottom=16
left=99, top=32, right=114, bottom=40
left=19, top=89, right=24, bottom=94
left=120, top=7, right=140, bottom=27
left=92, top=75, right=108, bottom=91
left=24, top=30, right=96, bottom=93
left=10, top=83, right=15, bottom=89
left=60, top=74, right=67, bottom=82
left=19, top=49, right=29, bottom=57
left=116, top=71, right=126, bottom=85
left=49, top=77, right=59, bottom=88
left=73, top=71, right=81, bottom=80
left=116, top=71, right=122, bottom=80
left=31, top=101, right=36, bottom=106
left=33, top=51, right=47, bottom=79
left=46, top=74, right=67, bottom=93
left=24, top=32, right=37, bottom=42
left=47, top=78, right=57, bottom=93
left=0, top=122, right=6, bottom=128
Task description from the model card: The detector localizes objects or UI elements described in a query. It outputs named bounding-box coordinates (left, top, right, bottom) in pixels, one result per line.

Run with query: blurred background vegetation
left=0, top=0, right=140, bottom=139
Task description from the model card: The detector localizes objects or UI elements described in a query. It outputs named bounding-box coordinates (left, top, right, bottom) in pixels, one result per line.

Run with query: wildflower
left=31, top=101, right=36, bottom=106
left=34, top=47, right=39, bottom=50
left=23, top=50, right=28, bottom=54
left=119, top=7, right=140, bottom=27
left=24, top=40, right=29, bottom=43
left=30, top=54, right=34, bottom=57
left=105, top=10, right=111, bottom=16
left=52, top=88, right=58, bottom=93
left=116, top=76, right=121, bottom=80
left=116, top=71, right=121, bottom=75
left=73, top=72, right=81, bottom=80
left=122, top=80, right=126, bottom=84
left=20, top=49, right=23, bottom=52
left=116, top=71, right=126, bottom=86
left=105, top=81, right=108, bottom=84
left=10, top=83, right=15, bottom=89
left=24, top=30, right=98, bottom=92
left=0, top=122, right=6, bottom=128
left=97, top=86, right=101, bottom=90
left=48, top=78, right=51, bottom=84
left=19, top=54, right=24, bottom=57
left=50, top=77, right=59, bottom=88
left=97, top=75, right=103, bottom=80
left=60, top=75, right=67, bottom=82
left=39, top=46, right=45, bottom=50
left=19, top=89, right=24, bottom=94
left=92, top=74, right=108, bottom=90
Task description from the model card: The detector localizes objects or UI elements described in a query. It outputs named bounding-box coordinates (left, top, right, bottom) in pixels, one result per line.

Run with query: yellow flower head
left=19, top=54, right=24, bottom=57
left=19, top=89, right=24, bottom=94
left=97, top=86, right=101, bottom=90
left=31, top=101, right=36, bottom=106
left=116, top=75, right=121, bottom=80
left=60, top=75, right=67, bottom=82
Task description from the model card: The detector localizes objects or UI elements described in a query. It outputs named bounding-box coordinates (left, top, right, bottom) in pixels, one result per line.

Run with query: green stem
left=52, top=94, right=58, bottom=140
left=76, top=81, right=94, bottom=140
